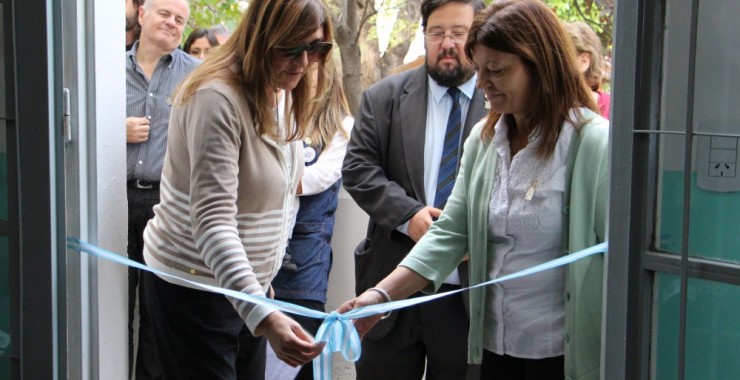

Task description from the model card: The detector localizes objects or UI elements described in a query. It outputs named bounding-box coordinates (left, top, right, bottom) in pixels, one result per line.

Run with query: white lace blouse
left=483, top=116, right=575, bottom=359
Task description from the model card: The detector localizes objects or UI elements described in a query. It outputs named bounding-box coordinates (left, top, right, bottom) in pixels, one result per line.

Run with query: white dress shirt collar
left=428, top=73, right=478, bottom=104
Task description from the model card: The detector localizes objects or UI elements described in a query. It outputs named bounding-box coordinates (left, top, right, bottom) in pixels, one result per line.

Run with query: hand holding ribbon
left=256, top=311, right=325, bottom=368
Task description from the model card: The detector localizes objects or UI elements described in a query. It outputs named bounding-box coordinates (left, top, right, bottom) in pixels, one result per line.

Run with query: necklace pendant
left=524, top=180, right=538, bottom=201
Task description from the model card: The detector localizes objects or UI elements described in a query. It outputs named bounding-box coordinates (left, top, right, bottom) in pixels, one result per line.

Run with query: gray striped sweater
left=143, top=80, right=303, bottom=333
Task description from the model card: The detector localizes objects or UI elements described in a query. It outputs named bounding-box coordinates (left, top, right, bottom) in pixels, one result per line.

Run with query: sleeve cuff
left=399, top=259, right=440, bottom=294
left=395, top=220, right=410, bottom=235
left=245, top=303, right=280, bottom=335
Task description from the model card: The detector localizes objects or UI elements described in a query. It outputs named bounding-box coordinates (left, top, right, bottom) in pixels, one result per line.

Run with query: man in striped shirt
left=125, top=0, right=200, bottom=378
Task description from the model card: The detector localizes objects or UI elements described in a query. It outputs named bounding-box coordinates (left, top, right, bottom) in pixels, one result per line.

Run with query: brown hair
left=182, top=27, right=219, bottom=54
left=565, top=21, right=605, bottom=91
left=175, top=0, right=334, bottom=142
left=464, top=0, right=598, bottom=158
left=421, top=0, right=485, bottom=31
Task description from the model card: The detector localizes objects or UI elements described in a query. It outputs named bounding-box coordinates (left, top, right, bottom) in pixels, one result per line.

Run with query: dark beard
left=427, top=47, right=475, bottom=88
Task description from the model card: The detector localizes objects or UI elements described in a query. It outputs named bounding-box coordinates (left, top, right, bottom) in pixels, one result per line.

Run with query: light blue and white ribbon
left=67, top=237, right=607, bottom=380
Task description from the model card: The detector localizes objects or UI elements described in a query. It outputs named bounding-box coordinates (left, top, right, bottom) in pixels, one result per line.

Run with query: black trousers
left=274, top=298, right=324, bottom=380
left=143, top=272, right=266, bottom=380
left=356, top=285, right=478, bottom=380
left=127, top=187, right=162, bottom=379
left=481, top=351, right=564, bottom=380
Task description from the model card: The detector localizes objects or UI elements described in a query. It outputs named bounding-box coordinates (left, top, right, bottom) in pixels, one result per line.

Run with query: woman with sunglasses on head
left=140, top=0, right=335, bottom=378
left=339, top=1, right=609, bottom=379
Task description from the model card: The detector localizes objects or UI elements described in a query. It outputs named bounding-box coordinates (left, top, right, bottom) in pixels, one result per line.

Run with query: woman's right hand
left=336, top=290, right=387, bottom=339
left=256, top=311, right=326, bottom=367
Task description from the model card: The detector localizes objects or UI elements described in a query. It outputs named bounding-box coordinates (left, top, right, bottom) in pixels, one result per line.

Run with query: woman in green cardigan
left=338, top=1, right=609, bottom=379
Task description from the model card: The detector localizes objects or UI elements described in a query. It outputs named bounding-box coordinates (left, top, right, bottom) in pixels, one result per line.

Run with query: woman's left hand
left=256, top=311, right=326, bottom=367
left=335, top=290, right=386, bottom=339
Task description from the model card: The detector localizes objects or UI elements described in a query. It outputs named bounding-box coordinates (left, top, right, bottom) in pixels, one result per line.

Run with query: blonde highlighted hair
left=307, top=62, right=351, bottom=152
left=175, top=0, right=334, bottom=142
left=565, top=21, right=606, bottom=91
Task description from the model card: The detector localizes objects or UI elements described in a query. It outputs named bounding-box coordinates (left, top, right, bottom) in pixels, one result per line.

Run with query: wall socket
left=708, top=162, right=736, bottom=177
left=697, top=134, right=740, bottom=192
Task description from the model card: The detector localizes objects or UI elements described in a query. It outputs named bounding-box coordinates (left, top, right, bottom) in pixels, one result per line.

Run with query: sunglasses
left=276, top=41, right=333, bottom=61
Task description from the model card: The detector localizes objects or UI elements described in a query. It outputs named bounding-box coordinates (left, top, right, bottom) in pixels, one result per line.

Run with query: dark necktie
left=434, top=87, right=462, bottom=209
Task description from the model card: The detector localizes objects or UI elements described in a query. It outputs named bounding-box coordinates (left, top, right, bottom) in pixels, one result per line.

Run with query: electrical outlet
left=708, top=161, right=737, bottom=177
left=697, top=132, right=740, bottom=192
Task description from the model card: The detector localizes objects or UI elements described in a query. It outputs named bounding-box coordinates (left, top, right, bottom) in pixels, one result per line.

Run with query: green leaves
left=544, top=0, right=614, bottom=51
left=183, top=0, right=246, bottom=44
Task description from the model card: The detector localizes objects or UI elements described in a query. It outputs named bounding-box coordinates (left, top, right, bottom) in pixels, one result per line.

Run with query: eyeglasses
left=276, top=41, right=333, bottom=61
left=424, top=32, right=468, bottom=44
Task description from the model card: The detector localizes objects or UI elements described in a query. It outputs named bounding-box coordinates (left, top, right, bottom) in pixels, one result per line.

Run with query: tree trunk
left=332, top=0, right=422, bottom=115
left=380, top=0, right=422, bottom=76
left=337, top=24, right=364, bottom=115
left=331, top=0, right=362, bottom=116
left=360, top=0, right=382, bottom=88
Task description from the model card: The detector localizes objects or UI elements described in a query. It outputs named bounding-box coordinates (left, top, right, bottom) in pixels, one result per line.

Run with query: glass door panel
left=657, top=0, right=740, bottom=263
left=0, top=236, right=10, bottom=378
left=0, top=1, right=15, bottom=378
left=655, top=134, right=687, bottom=254
left=652, top=273, right=680, bottom=380
left=686, top=0, right=740, bottom=264
left=653, top=274, right=740, bottom=380
left=650, top=0, right=740, bottom=378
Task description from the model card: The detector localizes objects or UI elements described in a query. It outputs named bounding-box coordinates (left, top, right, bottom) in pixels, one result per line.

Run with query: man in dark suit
left=341, top=0, right=486, bottom=378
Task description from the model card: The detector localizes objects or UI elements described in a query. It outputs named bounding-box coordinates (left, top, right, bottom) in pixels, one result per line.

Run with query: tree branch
left=354, top=0, right=384, bottom=46
left=572, top=0, right=602, bottom=31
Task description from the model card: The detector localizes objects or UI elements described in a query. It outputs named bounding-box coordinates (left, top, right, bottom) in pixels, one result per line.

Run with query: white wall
left=693, top=0, right=740, bottom=134
left=326, top=189, right=368, bottom=310
left=89, top=0, right=128, bottom=378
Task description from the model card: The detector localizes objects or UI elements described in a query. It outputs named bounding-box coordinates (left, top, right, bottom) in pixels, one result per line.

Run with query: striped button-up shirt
left=126, top=42, right=200, bottom=181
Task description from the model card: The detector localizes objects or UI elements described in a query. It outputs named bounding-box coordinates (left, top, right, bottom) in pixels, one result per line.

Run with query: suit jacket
left=341, top=66, right=487, bottom=338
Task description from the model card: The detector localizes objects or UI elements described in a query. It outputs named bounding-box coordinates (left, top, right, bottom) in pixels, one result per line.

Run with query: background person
left=140, top=0, right=335, bottom=378
left=125, top=0, right=200, bottom=377
left=339, top=1, right=609, bottom=380
left=270, top=63, right=353, bottom=380
left=565, top=21, right=611, bottom=118
left=209, top=24, right=232, bottom=45
left=183, top=27, right=220, bottom=60
left=126, top=0, right=145, bottom=50
left=341, top=0, right=486, bottom=378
